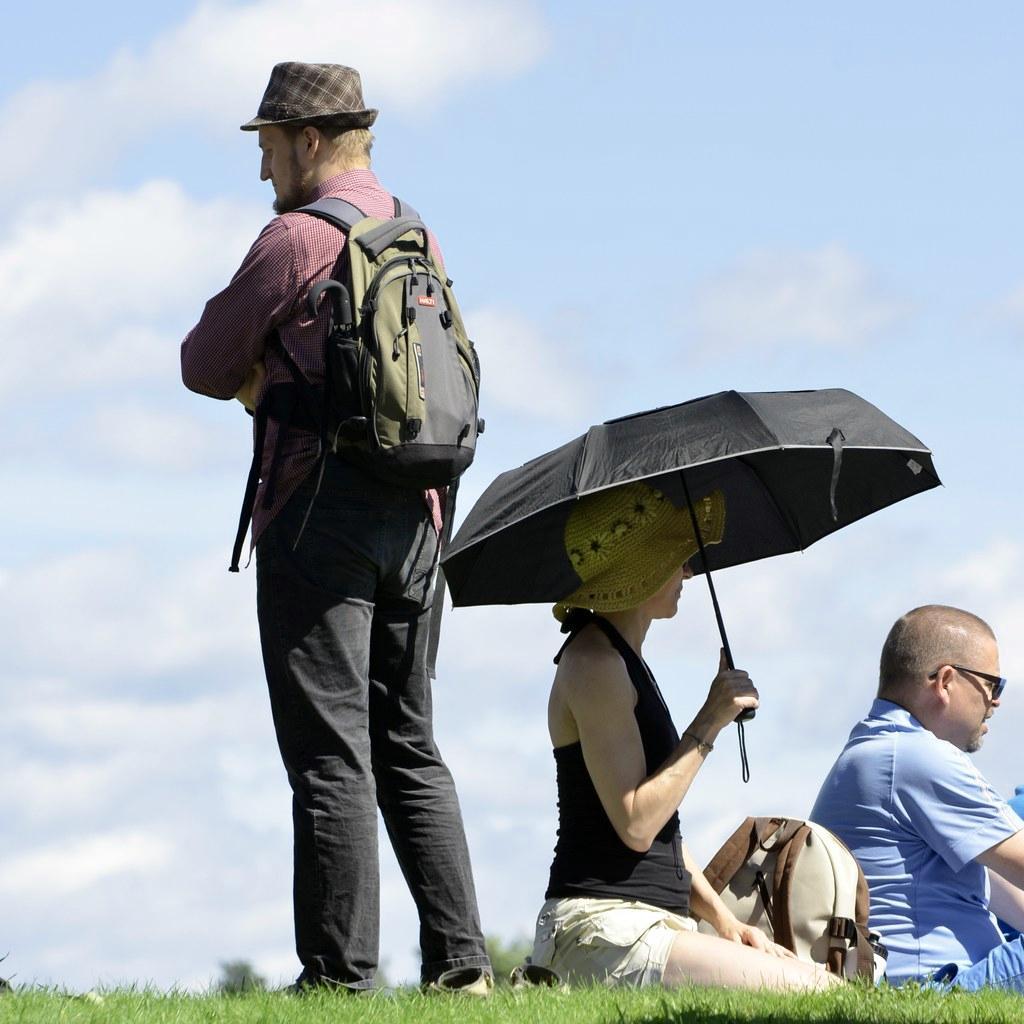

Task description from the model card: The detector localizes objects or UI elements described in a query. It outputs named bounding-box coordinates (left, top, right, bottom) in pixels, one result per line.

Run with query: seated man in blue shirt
left=811, top=605, right=1024, bottom=990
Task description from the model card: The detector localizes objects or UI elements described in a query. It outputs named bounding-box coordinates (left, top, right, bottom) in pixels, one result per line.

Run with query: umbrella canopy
left=442, top=389, right=941, bottom=607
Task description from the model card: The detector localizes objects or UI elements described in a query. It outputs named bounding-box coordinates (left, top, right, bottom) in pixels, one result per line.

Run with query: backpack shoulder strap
left=771, top=822, right=813, bottom=953
left=393, top=196, right=421, bottom=220
left=299, top=197, right=368, bottom=232
left=703, top=817, right=760, bottom=893
left=300, top=196, right=421, bottom=229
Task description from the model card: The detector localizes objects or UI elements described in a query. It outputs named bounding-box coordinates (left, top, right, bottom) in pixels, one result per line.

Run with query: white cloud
left=86, top=401, right=238, bottom=472
left=5, top=756, right=126, bottom=827
left=6, top=689, right=247, bottom=759
left=938, top=538, right=1024, bottom=600
left=0, top=831, right=172, bottom=897
left=0, top=182, right=255, bottom=328
left=465, top=307, right=595, bottom=422
left=0, top=180, right=260, bottom=398
left=217, top=746, right=293, bottom=835
left=933, top=539, right=1024, bottom=693
left=1, top=680, right=297, bottom=986
left=0, top=546, right=258, bottom=679
left=692, top=243, right=909, bottom=351
left=998, top=281, right=1024, bottom=335
left=0, top=0, right=547, bottom=197
left=2, top=684, right=285, bottom=848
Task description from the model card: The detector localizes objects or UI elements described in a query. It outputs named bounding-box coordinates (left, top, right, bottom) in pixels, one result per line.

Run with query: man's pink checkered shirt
left=181, top=169, right=443, bottom=546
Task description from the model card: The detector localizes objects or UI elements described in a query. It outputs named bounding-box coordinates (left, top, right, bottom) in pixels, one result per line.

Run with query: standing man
left=181, top=62, right=491, bottom=994
left=811, top=605, right=1024, bottom=991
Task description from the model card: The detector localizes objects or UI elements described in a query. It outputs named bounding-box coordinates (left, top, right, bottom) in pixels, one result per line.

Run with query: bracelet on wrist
left=683, top=731, right=714, bottom=756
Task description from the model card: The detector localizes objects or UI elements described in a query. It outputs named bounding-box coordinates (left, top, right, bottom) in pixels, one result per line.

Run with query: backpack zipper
left=362, top=255, right=434, bottom=308
left=358, top=262, right=417, bottom=446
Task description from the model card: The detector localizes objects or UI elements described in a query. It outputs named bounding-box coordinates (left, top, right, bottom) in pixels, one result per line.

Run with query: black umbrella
left=441, top=389, right=941, bottom=777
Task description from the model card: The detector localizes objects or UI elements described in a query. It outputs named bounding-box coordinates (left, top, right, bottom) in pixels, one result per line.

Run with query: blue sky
left=3, top=0, right=1023, bottom=991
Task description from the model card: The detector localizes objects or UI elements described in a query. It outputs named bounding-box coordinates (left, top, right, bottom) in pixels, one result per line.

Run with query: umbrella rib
left=737, top=390, right=783, bottom=451
left=733, top=454, right=807, bottom=552
left=573, top=427, right=592, bottom=495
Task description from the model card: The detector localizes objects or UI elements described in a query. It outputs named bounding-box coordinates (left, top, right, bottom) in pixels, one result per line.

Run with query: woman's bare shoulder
left=554, top=626, right=636, bottom=709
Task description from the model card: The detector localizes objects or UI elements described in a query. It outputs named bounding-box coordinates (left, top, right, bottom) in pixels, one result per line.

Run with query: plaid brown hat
left=240, top=62, right=378, bottom=131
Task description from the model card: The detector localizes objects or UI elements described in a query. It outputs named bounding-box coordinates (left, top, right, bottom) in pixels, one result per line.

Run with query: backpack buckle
left=332, top=416, right=368, bottom=448
left=828, top=917, right=856, bottom=942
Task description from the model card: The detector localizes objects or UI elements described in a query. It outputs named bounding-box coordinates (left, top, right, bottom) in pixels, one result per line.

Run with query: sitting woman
left=527, top=483, right=836, bottom=990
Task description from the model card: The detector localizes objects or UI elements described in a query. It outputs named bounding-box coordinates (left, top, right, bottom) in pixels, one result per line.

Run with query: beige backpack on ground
left=698, top=816, right=886, bottom=982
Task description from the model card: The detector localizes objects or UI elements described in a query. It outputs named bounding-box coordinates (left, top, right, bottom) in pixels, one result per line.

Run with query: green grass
left=1, top=984, right=1022, bottom=1024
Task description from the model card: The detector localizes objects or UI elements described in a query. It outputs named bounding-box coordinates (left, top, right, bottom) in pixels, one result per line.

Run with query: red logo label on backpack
left=417, top=295, right=437, bottom=307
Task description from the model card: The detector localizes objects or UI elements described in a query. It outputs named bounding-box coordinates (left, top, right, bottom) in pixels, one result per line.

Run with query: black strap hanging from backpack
left=228, top=331, right=325, bottom=572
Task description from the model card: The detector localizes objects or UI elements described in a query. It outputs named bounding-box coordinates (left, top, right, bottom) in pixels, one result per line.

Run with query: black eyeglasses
left=929, top=665, right=1007, bottom=702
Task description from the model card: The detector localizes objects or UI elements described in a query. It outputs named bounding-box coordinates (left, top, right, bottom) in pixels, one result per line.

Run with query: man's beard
left=272, top=152, right=314, bottom=214
left=965, top=723, right=986, bottom=754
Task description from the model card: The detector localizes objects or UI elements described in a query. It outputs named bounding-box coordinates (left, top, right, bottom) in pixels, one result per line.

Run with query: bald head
left=878, top=605, right=996, bottom=700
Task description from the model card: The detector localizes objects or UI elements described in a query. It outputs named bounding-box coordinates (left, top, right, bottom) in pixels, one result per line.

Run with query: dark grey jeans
left=255, top=456, right=489, bottom=988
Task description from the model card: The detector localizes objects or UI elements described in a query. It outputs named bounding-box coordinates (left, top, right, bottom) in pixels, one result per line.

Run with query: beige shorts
left=528, top=896, right=697, bottom=988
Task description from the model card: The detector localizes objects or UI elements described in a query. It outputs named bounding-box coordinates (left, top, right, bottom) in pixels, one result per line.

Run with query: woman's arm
left=567, top=648, right=758, bottom=852
left=684, top=841, right=738, bottom=933
left=681, top=843, right=794, bottom=957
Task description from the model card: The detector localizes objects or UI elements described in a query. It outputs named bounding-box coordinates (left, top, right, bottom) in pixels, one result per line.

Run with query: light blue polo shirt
left=810, top=699, right=1024, bottom=984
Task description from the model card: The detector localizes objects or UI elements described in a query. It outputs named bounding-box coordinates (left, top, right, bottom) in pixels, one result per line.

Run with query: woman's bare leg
left=661, top=931, right=840, bottom=991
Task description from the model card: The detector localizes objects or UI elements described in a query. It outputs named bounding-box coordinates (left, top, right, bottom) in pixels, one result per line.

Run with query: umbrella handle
left=717, top=636, right=755, bottom=723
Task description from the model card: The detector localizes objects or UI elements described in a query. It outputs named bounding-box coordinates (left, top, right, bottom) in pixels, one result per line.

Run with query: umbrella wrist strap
left=737, top=721, right=750, bottom=783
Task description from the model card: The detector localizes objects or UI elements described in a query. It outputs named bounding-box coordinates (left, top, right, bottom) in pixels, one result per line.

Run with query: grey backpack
left=301, top=196, right=482, bottom=488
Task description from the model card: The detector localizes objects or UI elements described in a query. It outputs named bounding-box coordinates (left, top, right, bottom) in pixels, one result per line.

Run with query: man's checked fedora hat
left=240, top=62, right=378, bottom=131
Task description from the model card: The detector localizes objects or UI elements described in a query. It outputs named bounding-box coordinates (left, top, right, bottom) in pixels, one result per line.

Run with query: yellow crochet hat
left=553, top=483, right=725, bottom=621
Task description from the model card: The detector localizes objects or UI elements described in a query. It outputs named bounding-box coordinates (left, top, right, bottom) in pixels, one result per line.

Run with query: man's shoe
left=424, top=966, right=494, bottom=997
left=284, top=971, right=375, bottom=995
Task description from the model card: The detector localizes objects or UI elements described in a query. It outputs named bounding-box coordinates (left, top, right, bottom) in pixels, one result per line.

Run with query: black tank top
left=545, top=614, right=692, bottom=914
